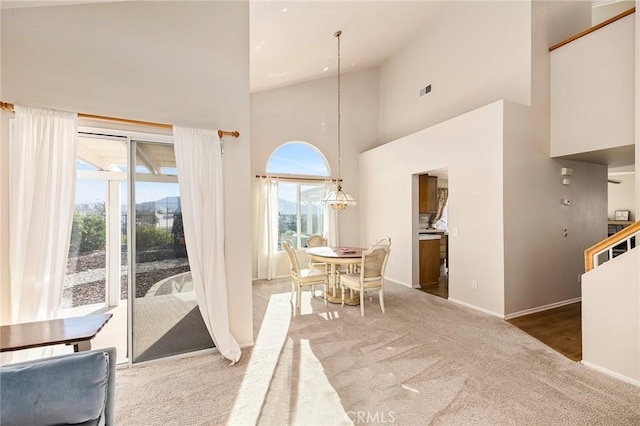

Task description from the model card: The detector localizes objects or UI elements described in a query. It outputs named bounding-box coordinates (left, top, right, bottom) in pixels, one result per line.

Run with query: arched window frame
left=264, top=141, right=331, bottom=250
left=266, top=141, right=331, bottom=178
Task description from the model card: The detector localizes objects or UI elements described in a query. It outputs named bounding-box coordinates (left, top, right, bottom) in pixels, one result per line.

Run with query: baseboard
left=448, top=298, right=504, bottom=319
left=129, top=347, right=219, bottom=368
left=252, top=275, right=290, bottom=282
left=581, top=360, right=640, bottom=387
left=504, top=297, right=581, bottom=320
left=384, top=277, right=414, bottom=288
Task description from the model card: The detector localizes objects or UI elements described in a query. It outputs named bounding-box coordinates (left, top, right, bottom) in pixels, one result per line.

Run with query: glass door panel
left=64, top=177, right=107, bottom=309
left=131, top=141, right=213, bottom=363
left=299, top=183, right=325, bottom=247
left=64, top=134, right=128, bottom=364
left=277, top=181, right=325, bottom=249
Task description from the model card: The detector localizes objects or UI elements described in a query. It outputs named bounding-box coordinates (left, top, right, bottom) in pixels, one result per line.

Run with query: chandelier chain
left=335, top=30, right=341, bottom=186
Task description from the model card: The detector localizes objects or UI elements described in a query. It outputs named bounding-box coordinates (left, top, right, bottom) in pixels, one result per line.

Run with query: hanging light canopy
left=323, top=30, right=357, bottom=211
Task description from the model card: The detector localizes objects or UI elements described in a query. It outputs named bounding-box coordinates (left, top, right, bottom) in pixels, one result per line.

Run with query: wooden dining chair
left=306, top=234, right=329, bottom=272
left=340, top=244, right=391, bottom=316
left=282, top=241, right=328, bottom=309
left=374, top=236, right=392, bottom=247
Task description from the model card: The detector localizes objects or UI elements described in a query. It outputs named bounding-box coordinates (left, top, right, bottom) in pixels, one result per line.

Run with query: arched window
left=266, top=142, right=330, bottom=176
left=265, top=142, right=330, bottom=249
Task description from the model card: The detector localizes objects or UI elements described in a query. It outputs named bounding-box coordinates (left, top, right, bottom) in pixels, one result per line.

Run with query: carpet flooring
left=115, top=278, right=640, bottom=425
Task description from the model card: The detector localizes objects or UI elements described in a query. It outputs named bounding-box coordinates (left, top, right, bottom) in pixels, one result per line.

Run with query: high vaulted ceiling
left=249, top=1, right=447, bottom=92
left=1, top=0, right=447, bottom=93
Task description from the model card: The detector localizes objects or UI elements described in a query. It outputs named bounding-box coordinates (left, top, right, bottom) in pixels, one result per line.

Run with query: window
left=64, top=137, right=127, bottom=310
left=266, top=142, right=330, bottom=249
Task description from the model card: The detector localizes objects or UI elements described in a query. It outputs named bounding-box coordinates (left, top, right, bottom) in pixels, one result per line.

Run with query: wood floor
left=507, top=302, right=582, bottom=362
left=418, top=275, right=448, bottom=299
left=417, top=279, right=582, bottom=362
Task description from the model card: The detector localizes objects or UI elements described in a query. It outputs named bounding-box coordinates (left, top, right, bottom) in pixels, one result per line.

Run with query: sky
left=266, top=142, right=329, bottom=177
left=265, top=142, right=330, bottom=202
left=75, top=162, right=180, bottom=206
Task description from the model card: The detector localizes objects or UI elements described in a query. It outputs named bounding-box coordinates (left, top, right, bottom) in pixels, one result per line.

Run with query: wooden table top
left=307, top=246, right=365, bottom=259
left=0, top=313, right=112, bottom=352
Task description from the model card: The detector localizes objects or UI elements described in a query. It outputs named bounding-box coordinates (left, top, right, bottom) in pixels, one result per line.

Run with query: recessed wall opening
left=414, top=168, right=449, bottom=299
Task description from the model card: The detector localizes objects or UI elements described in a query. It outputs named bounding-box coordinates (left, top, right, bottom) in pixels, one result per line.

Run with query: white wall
left=592, top=0, right=636, bottom=25
left=501, top=1, right=607, bottom=316
left=550, top=13, right=635, bottom=157
left=378, top=1, right=532, bottom=144
left=608, top=172, right=636, bottom=221
left=365, top=1, right=598, bottom=317
left=250, top=68, right=379, bottom=278
left=0, top=2, right=254, bottom=346
left=361, top=101, right=506, bottom=316
left=503, top=104, right=608, bottom=315
left=582, top=248, right=639, bottom=383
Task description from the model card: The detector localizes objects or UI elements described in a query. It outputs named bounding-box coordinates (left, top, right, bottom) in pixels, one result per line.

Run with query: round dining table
left=306, top=246, right=366, bottom=305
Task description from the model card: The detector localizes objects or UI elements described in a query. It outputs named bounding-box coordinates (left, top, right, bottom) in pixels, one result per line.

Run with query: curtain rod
left=0, top=101, right=239, bottom=139
left=256, top=174, right=341, bottom=183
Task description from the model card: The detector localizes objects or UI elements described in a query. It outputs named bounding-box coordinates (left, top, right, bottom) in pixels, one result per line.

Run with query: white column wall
left=0, top=1, right=253, bottom=346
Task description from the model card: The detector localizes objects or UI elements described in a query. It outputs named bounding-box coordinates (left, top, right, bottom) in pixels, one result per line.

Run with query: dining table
left=306, top=246, right=366, bottom=305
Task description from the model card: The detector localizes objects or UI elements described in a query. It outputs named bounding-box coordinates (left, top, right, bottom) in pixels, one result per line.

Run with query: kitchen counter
left=419, top=234, right=441, bottom=240
left=419, top=229, right=447, bottom=235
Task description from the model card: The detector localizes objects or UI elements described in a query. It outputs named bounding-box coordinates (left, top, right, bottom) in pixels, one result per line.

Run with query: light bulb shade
left=323, top=186, right=357, bottom=210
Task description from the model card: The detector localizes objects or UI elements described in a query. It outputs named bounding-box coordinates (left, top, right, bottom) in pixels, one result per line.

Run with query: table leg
left=325, top=261, right=360, bottom=306
left=73, top=340, right=92, bottom=352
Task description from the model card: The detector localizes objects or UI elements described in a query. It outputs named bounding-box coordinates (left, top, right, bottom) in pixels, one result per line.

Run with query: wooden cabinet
left=419, top=238, right=440, bottom=285
left=419, top=175, right=438, bottom=214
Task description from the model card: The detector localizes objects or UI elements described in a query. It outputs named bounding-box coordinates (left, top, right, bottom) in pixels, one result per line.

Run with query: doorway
left=416, top=168, right=449, bottom=299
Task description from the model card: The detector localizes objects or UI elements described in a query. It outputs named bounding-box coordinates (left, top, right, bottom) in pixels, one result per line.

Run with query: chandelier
left=323, top=30, right=357, bottom=210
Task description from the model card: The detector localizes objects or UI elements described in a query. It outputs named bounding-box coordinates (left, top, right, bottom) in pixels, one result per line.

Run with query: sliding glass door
left=130, top=140, right=213, bottom=363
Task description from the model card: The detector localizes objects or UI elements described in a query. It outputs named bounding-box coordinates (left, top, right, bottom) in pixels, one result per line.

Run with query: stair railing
left=584, top=221, right=640, bottom=272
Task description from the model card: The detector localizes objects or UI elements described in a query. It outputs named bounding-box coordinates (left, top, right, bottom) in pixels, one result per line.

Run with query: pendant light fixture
left=323, top=30, right=357, bottom=210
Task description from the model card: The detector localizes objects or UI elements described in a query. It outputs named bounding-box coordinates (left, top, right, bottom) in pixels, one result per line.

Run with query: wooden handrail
left=549, top=7, right=635, bottom=52
left=584, top=220, right=640, bottom=271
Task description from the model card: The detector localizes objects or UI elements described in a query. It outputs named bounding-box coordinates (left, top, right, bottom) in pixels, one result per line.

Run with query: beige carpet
left=115, top=278, right=640, bottom=425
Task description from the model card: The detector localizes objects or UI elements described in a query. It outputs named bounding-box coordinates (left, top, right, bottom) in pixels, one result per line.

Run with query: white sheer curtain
left=173, top=126, right=241, bottom=363
left=9, top=106, right=77, bottom=324
left=256, top=176, right=278, bottom=280
left=323, top=181, right=339, bottom=246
